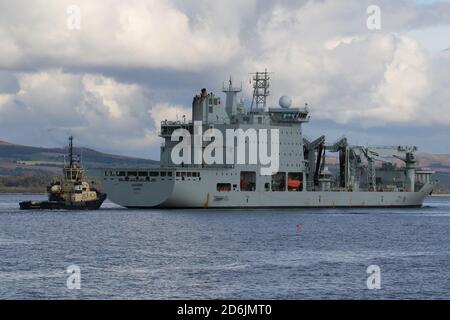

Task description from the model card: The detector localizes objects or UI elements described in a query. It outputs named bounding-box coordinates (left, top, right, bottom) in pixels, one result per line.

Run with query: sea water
left=0, top=194, right=449, bottom=299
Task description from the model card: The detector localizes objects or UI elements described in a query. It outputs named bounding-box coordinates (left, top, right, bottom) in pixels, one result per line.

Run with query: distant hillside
left=0, top=139, right=158, bottom=176
left=0, top=140, right=13, bottom=146
left=0, top=139, right=159, bottom=193
left=314, top=152, right=450, bottom=173
left=416, top=153, right=450, bottom=173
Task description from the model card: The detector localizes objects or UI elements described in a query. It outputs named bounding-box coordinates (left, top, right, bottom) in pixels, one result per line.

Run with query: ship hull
left=100, top=173, right=433, bottom=209
left=19, top=193, right=107, bottom=210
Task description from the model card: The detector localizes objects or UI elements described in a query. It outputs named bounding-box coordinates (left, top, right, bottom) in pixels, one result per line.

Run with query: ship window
left=192, top=172, right=198, bottom=177
left=104, top=171, right=108, bottom=176
left=150, top=172, right=159, bottom=177
left=176, top=172, right=180, bottom=177
left=167, top=172, right=173, bottom=177
left=258, top=117, right=262, bottom=124
left=209, top=98, right=213, bottom=105
left=127, top=171, right=137, bottom=177
left=138, top=171, right=148, bottom=177
left=209, top=106, right=213, bottom=113
left=288, top=172, right=303, bottom=192
left=240, top=171, right=256, bottom=191
left=264, top=182, right=270, bottom=191
left=271, top=172, right=286, bottom=191
left=181, top=172, right=186, bottom=177
left=187, top=172, right=192, bottom=177
left=214, top=98, right=218, bottom=105
left=160, top=172, right=166, bottom=177
left=217, top=183, right=231, bottom=192
left=116, top=171, right=125, bottom=176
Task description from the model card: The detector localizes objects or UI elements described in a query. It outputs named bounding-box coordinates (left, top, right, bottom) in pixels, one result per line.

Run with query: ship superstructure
left=98, top=71, right=434, bottom=208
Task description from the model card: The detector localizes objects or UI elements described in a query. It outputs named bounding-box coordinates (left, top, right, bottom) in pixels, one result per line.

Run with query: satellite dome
left=279, top=96, right=292, bottom=108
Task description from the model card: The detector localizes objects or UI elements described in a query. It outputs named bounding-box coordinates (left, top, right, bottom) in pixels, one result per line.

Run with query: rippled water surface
left=1, top=194, right=449, bottom=299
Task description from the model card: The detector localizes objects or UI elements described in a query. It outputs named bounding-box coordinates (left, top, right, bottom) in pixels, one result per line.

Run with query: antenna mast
left=68, top=136, right=74, bottom=167
left=250, top=69, right=272, bottom=111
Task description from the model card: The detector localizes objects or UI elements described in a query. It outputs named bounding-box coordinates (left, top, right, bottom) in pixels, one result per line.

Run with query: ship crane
left=359, top=146, right=418, bottom=192
left=326, top=137, right=348, bottom=189
left=303, top=135, right=325, bottom=189
left=371, top=146, right=417, bottom=192
left=358, top=147, right=392, bottom=192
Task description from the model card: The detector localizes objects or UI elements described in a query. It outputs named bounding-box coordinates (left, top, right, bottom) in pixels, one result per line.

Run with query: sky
left=0, top=0, right=449, bottom=159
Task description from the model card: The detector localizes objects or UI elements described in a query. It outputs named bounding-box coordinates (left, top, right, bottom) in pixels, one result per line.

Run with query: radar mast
left=250, top=69, right=272, bottom=111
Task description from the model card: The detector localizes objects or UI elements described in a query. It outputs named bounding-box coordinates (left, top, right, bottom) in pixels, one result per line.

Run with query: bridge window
left=160, top=172, right=166, bottom=177
left=127, top=171, right=137, bottom=177
left=138, top=171, right=148, bottom=177
left=150, top=172, right=159, bottom=177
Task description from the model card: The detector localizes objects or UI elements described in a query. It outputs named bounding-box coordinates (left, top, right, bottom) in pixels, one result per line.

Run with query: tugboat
left=19, top=137, right=107, bottom=210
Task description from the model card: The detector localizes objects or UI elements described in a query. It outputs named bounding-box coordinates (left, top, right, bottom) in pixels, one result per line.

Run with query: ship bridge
left=268, top=107, right=310, bottom=123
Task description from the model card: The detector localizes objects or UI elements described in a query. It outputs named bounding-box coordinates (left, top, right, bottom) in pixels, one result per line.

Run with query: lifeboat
left=288, top=179, right=302, bottom=190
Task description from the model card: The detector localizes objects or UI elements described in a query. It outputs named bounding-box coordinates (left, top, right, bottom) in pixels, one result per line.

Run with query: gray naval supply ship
left=96, top=70, right=435, bottom=208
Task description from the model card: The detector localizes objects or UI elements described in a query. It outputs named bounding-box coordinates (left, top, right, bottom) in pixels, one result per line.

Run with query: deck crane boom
left=361, top=146, right=418, bottom=192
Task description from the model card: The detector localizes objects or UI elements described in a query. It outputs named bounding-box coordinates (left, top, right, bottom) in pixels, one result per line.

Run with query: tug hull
left=19, top=193, right=107, bottom=210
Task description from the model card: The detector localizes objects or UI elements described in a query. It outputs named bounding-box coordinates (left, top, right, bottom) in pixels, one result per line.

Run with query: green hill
left=0, top=139, right=158, bottom=193
left=0, top=139, right=157, bottom=172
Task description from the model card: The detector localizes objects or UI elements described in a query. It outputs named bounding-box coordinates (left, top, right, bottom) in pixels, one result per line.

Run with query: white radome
left=279, top=96, right=292, bottom=108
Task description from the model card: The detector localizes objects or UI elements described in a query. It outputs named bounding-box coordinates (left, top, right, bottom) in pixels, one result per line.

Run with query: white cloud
left=0, top=0, right=240, bottom=70
left=249, top=1, right=448, bottom=127
left=149, top=103, right=191, bottom=128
